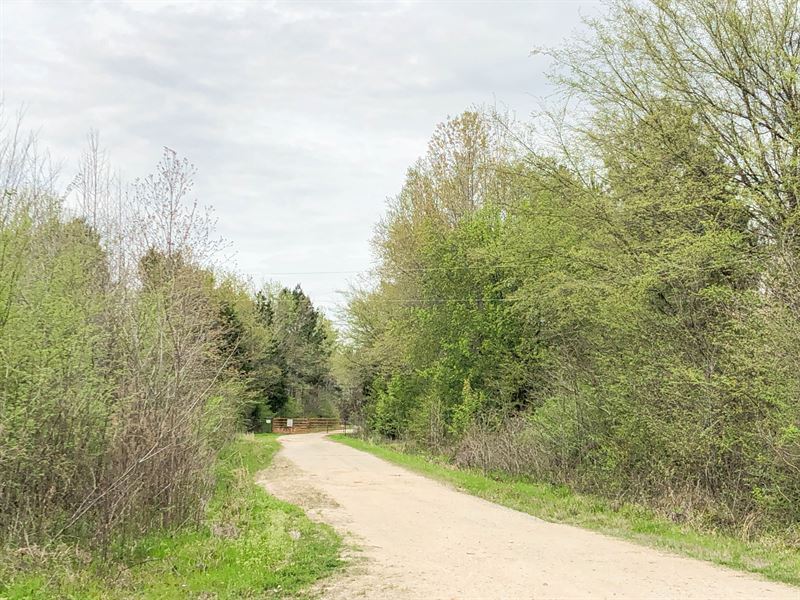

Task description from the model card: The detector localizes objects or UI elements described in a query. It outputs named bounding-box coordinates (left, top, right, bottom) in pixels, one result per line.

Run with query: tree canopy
left=341, top=0, right=800, bottom=535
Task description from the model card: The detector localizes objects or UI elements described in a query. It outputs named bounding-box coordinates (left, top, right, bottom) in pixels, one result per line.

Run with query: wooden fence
left=271, top=417, right=342, bottom=434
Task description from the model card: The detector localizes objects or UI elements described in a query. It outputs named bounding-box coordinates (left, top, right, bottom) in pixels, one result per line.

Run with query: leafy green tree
left=246, top=285, right=337, bottom=420
left=346, top=50, right=800, bottom=534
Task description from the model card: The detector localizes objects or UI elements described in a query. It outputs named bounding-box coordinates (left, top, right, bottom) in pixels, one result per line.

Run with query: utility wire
left=315, top=296, right=527, bottom=306
left=263, top=270, right=367, bottom=275
left=366, top=296, right=528, bottom=303
left=262, top=260, right=549, bottom=276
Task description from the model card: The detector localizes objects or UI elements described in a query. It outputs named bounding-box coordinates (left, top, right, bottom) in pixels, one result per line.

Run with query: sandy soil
left=257, top=432, right=798, bottom=600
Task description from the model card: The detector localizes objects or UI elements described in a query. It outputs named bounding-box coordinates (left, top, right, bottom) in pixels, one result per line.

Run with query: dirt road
left=258, top=433, right=798, bottom=599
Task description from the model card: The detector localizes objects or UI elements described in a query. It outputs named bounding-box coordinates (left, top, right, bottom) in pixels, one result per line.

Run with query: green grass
left=331, top=434, right=800, bottom=588
left=0, top=434, right=342, bottom=599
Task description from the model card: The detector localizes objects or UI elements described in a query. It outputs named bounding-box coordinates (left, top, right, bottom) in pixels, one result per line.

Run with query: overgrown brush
left=0, top=124, right=244, bottom=550
left=341, top=0, right=800, bottom=538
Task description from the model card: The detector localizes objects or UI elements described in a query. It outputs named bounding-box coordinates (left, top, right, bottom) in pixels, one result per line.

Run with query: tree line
left=342, top=0, right=800, bottom=535
left=0, top=127, right=336, bottom=549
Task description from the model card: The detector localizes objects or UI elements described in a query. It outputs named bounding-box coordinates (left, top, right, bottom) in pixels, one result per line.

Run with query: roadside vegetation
left=332, top=434, right=800, bottom=587
left=0, top=119, right=339, bottom=593
left=0, top=434, right=341, bottom=599
left=339, top=0, right=800, bottom=558
left=3, top=0, right=800, bottom=593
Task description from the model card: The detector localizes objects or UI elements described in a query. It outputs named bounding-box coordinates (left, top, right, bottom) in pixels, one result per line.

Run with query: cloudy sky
left=0, top=0, right=599, bottom=319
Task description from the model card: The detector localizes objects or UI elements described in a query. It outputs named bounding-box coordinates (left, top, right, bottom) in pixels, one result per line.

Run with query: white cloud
left=0, top=0, right=600, bottom=317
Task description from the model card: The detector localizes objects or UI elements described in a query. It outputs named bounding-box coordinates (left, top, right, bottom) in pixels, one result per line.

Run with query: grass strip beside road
left=330, top=434, right=800, bottom=588
left=1, top=434, right=342, bottom=599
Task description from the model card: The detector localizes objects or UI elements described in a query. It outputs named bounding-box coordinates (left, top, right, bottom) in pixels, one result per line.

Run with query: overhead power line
left=261, top=260, right=549, bottom=276
left=263, top=270, right=366, bottom=275
left=379, top=298, right=524, bottom=304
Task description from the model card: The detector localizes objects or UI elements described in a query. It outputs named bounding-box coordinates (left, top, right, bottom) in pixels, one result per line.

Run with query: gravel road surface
left=258, top=432, right=798, bottom=600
